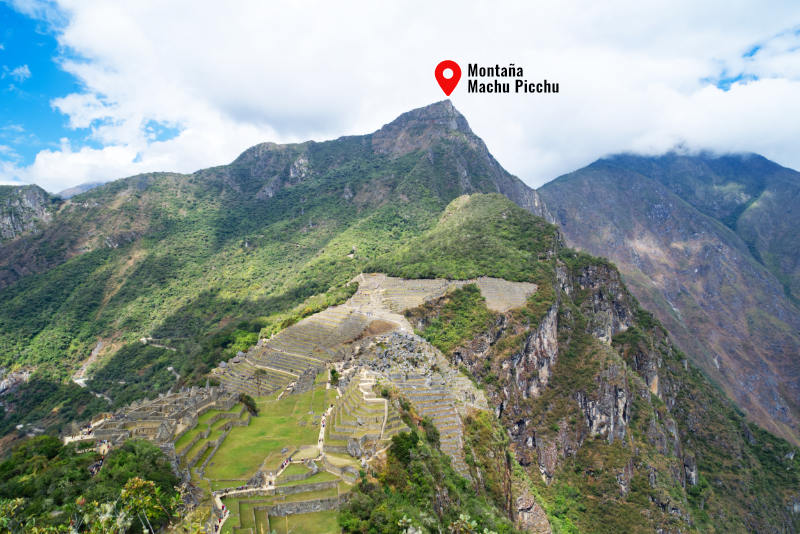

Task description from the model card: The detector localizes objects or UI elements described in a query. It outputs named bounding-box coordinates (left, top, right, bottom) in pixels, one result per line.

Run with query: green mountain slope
left=539, top=154, right=800, bottom=445
left=0, top=100, right=547, bottom=442
left=0, top=101, right=798, bottom=532
left=388, top=194, right=800, bottom=533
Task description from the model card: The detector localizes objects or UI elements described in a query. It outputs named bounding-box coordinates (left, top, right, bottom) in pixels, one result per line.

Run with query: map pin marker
left=435, top=60, right=461, bottom=96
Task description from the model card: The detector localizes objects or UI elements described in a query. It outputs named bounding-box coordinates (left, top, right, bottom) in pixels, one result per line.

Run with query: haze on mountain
left=540, top=153, right=800, bottom=445
left=1, top=101, right=799, bottom=532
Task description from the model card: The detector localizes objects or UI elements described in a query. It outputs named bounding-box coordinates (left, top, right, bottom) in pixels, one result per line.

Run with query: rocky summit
left=0, top=103, right=798, bottom=533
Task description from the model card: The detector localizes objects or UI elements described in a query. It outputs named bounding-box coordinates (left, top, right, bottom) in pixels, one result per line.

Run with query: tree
left=330, top=368, right=339, bottom=386
left=0, top=498, right=25, bottom=533
left=120, top=477, right=175, bottom=533
left=239, top=393, right=258, bottom=415
left=80, top=500, right=133, bottom=534
left=255, top=368, right=267, bottom=395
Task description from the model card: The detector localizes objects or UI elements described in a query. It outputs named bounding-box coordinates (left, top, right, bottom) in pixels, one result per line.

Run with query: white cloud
left=4, top=0, right=800, bottom=191
left=5, top=64, right=31, bottom=82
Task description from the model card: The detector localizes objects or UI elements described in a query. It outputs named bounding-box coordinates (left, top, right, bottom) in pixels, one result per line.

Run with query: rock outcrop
left=540, top=153, right=800, bottom=445
left=0, top=185, right=56, bottom=242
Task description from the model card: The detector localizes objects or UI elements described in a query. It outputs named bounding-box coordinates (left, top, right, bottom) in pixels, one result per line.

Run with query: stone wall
left=323, top=443, right=349, bottom=455
left=274, top=480, right=338, bottom=496
left=278, top=463, right=317, bottom=484
left=197, top=426, right=235, bottom=475
left=267, top=496, right=341, bottom=517
left=322, top=456, right=359, bottom=483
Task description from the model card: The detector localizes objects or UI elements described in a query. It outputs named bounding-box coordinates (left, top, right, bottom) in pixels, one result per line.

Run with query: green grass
left=211, top=479, right=248, bottom=491
left=285, top=510, right=340, bottom=534
left=174, top=426, right=203, bottom=452
left=182, top=440, right=209, bottom=466
left=204, top=386, right=322, bottom=480
left=277, top=486, right=339, bottom=503
left=278, top=462, right=310, bottom=478
left=278, top=470, right=339, bottom=487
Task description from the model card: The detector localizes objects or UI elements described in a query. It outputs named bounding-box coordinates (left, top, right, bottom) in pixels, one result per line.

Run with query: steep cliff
left=401, top=200, right=800, bottom=533
left=0, top=185, right=57, bottom=243
left=540, top=154, right=800, bottom=446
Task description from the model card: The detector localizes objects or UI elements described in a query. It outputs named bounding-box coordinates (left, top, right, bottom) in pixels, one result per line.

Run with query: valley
left=0, top=103, right=798, bottom=533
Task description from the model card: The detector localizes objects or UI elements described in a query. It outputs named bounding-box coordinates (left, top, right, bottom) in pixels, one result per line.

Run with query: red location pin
left=435, top=60, right=461, bottom=96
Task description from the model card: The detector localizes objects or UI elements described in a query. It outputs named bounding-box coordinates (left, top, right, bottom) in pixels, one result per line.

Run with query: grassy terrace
left=174, top=372, right=350, bottom=531
left=220, top=483, right=347, bottom=534
left=174, top=404, right=243, bottom=454
left=271, top=510, right=340, bottom=534
left=278, top=462, right=310, bottom=479
left=203, top=375, right=331, bottom=482
left=278, top=469, right=339, bottom=487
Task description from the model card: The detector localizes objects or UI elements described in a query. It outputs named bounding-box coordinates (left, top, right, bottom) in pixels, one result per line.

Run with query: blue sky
left=2, top=1, right=800, bottom=192
left=0, top=3, right=82, bottom=168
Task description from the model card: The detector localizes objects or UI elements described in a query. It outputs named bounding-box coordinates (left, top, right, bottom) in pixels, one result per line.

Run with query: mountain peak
left=385, top=99, right=472, bottom=133
left=371, top=100, right=474, bottom=156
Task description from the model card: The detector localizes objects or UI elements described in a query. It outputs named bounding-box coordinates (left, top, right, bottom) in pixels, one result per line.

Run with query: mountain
left=57, top=181, right=105, bottom=199
left=539, top=153, right=800, bottom=445
left=1, top=103, right=799, bottom=533
left=0, top=184, right=57, bottom=243
left=0, top=100, right=546, bottom=439
left=389, top=194, right=800, bottom=533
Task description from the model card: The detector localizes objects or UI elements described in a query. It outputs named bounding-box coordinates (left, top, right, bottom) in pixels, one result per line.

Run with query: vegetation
left=0, top=437, right=179, bottom=532
left=411, top=284, right=495, bottom=354
left=339, top=430, right=520, bottom=534
left=238, top=393, right=258, bottom=415
left=202, top=385, right=327, bottom=482
left=1, top=129, right=518, bottom=439
left=2, top=111, right=800, bottom=533
left=369, top=194, right=559, bottom=282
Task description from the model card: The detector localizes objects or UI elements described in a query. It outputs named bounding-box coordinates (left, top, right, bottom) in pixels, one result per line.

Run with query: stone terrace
left=325, top=369, right=408, bottom=457
left=79, top=386, right=238, bottom=456
left=213, top=273, right=537, bottom=398
left=387, top=371, right=470, bottom=476
left=214, top=305, right=373, bottom=396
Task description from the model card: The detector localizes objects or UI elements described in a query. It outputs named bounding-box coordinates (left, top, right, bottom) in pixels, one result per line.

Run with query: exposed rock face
left=346, top=436, right=363, bottom=458
left=371, top=100, right=551, bottom=221
left=575, top=363, right=629, bottom=443
left=516, top=492, right=552, bottom=534
left=217, top=101, right=551, bottom=221
left=408, top=249, right=800, bottom=531
left=540, top=153, right=800, bottom=445
left=573, top=264, right=634, bottom=343
left=0, top=185, right=56, bottom=242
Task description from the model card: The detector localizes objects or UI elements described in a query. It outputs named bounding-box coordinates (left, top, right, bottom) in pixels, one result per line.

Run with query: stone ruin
left=88, top=385, right=238, bottom=455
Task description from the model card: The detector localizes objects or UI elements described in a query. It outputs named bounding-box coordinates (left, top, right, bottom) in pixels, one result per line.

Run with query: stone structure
left=87, top=386, right=237, bottom=457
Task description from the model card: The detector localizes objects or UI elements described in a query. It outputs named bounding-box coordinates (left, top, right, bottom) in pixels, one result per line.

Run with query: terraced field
left=176, top=405, right=246, bottom=469
left=215, top=274, right=537, bottom=397
left=219, top=471, right=351, bottom=534
left=216, top=305, right=371, bottom=396
left=198, top=274, right=522, bottom=529
left=387, top=372, right=469, bottom=475
left=325, top=369, right=408, bottom=457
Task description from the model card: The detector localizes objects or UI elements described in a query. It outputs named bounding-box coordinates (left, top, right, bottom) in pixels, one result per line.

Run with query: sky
left=1, top=1, right=800, bottom=193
